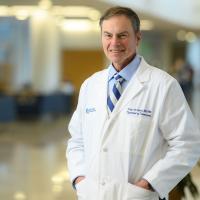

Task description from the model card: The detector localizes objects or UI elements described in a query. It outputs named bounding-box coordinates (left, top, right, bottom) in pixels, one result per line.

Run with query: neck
left=113, top=54, right=136, bottom=72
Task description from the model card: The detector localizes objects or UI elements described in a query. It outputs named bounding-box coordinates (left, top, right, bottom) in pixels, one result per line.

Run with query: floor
left=0, top=87, right=200, bottom=200
left=0, top=117, right=76, bottom=200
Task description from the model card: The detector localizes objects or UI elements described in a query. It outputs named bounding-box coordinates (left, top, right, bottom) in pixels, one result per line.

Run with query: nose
left=111, top=36, right=120, bottom=46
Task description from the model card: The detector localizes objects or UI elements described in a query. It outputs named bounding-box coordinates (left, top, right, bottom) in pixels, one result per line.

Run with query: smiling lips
left=109, top=49, right=124, bottom=53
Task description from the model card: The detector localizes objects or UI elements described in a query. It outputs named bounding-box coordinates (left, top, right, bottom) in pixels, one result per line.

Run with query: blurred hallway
left=0, top=87, right=200, bottom=200
left=1, top=1, right=200, bottom=200
left=0, top=116, right=76, bottom=200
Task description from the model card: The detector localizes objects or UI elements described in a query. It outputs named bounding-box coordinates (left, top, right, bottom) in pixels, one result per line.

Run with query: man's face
left=101, top=15, right=141, bottom=71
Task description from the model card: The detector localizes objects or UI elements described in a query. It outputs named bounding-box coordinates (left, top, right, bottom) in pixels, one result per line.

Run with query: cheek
left=102, top=40, right=109, bottom=49
left=123, top=39, right=133, bottom=48
left=102, top=44, right=108, bottom=53
left=127, top=41, right=137, bottom=51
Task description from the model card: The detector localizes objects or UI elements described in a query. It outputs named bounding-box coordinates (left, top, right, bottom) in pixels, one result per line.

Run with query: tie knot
left=114, top=73, right=124, bottom=83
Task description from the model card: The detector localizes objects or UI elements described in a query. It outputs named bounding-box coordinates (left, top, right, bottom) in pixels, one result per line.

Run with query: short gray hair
left=99, top=6, right=140, bottom=33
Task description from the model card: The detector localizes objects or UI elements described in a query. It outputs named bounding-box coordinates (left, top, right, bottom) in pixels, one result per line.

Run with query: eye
left=118, top=34, right=128, bottom=39
left=104, top=33, right=112, bottom=39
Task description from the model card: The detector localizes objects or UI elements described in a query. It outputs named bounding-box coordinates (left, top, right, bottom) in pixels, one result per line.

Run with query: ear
left=136, top=32, right=142, bottom=46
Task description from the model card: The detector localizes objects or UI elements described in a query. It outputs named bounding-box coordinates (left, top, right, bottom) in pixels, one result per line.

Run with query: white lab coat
left=67, top=57, right=200, bottom=200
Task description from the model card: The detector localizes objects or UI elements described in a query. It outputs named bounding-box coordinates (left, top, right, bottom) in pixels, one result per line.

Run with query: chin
left=110, top=59, right=120, bottom=65
left=109, top=55, right=122, bottom=61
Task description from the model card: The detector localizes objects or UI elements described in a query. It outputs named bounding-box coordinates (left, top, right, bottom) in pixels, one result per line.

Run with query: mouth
left=109, top=49, right=124, bottom=53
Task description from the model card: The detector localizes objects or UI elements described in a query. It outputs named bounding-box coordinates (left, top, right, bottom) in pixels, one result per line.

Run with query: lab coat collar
left=95, top=69, right=110, bottom=117
left=99, top=57, right=152, bottom=144
left=93, top=57, right=152, bottom=120
left=110, top=57, right=152, bottom=117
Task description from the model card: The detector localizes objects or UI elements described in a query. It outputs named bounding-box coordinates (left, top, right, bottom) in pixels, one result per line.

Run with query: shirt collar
left=108, top=54, right=141, bottom=82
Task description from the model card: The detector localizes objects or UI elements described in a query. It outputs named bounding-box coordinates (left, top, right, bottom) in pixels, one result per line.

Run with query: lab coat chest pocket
left=84, top=105, right=98, bottom=124
left=83, top=104, right=105, bottom=143
left=127, top=115, right=153, bottom=155
left=83, top=106, right=98, bottom=137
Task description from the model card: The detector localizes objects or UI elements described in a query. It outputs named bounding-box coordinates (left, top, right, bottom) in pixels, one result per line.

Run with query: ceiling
left=101, top=0, right=200, bottom=31
left=0, top=0, right=200, bottom=34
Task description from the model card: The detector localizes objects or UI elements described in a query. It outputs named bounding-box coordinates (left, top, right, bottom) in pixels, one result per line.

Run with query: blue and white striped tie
left=107, top=74, right=125, bottom=112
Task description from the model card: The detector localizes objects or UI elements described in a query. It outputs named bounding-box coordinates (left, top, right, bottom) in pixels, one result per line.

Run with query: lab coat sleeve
left=66, top=79, right=88, bottom=183
left=143, top=78, right=200, bottom=198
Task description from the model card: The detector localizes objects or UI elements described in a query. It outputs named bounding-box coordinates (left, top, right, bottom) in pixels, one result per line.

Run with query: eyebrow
left=118, top=31, right=129, bottom=35
left=103, top=31, right=129, bottom=35
left=103, top=31, right=112, bottom=35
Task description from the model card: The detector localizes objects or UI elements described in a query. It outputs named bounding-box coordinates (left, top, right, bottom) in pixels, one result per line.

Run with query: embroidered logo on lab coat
left=127, top=108, right=152, bottom=117
left=86, top=107, right=96, bottom=113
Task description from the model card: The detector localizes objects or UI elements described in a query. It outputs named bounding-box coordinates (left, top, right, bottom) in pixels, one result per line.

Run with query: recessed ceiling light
left=38, top=0, right=52, bottom=10
left=13, top=191, right=26, bottom=200
left=61, top=19, right=92, bottom=32
left=0, top=6, right=9, bottom=16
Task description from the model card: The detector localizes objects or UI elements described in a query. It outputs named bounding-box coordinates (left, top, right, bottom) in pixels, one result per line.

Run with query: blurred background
left=0, top=0, right=200, bottom=199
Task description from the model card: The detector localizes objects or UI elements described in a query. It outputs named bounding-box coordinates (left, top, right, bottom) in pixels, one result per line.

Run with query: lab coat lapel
left=111, top=58, right=151, bottom=117
left=99, top=58, right=152, bottom=145
left=95, top=69, right=109, bottom=118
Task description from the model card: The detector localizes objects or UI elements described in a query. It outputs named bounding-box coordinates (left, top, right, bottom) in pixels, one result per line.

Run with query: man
left=67, top=6, right=200, bottom=200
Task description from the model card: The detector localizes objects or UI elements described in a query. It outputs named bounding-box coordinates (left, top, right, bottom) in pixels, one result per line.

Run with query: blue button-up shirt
left=108, top=54, right=141, bottom=95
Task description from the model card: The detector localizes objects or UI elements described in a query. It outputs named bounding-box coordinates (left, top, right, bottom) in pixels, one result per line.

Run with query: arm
left=143, top=79, right=200, bottom=198
left=66, top=80, right=88, bottom=185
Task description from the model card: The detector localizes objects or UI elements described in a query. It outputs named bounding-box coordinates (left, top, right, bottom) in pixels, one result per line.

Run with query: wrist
left=74, top=176, right=85, bottom=185
left=135, top=179, right=154, bottom=191
left=142, top=179, right=154, bottom=191
left=147, top=182, right=154, bottom=191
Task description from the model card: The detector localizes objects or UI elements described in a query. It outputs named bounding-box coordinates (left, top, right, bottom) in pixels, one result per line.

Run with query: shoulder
left=148, top=66, right=182, bottom=99
left=88, top=68, right=108, bottom=81
left=141, top=58, right=177, bottom=85
left=80, top=68, right=108, bottom=90
left=151, top=66, right=175, bottom=83
left=139, top=58, right=180, bottom=94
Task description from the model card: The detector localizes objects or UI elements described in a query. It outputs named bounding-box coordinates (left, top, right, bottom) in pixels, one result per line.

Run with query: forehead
left=101, top=15, right=134, bottom=33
